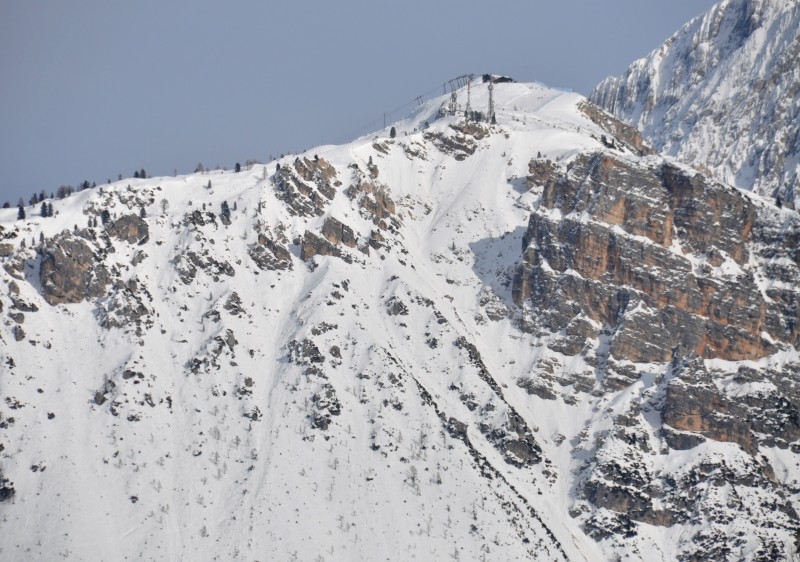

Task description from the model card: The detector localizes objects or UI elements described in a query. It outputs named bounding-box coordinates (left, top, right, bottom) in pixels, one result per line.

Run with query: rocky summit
left=1, top=78, right=799, bottom=560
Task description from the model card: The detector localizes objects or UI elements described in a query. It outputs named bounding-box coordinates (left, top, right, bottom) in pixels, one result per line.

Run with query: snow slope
left=0, top=79, right=798, bottom=561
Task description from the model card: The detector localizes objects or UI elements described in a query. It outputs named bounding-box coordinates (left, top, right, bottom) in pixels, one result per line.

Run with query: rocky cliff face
left=0, top=80, right=798, bottom=561
left=591, top=0, right=800, bottom=207
left=512, top=143, right=800, bottom=558
left=513, top=152, right=799, bottom=365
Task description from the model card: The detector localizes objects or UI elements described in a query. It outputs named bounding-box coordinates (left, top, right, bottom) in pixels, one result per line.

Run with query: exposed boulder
left=320, top=217, right=357, bottom=248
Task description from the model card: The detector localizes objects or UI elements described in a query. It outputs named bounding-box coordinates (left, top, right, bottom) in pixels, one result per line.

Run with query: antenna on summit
left=465, top=79, right=472, bottom=121
left=487, top=81, right=495, bottom=124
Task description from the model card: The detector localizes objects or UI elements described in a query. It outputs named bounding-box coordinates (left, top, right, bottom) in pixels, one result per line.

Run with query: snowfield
left=1, top=77, right=798, bottom=562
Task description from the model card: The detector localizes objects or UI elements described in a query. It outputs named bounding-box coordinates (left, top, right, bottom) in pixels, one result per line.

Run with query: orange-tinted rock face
left=663, top=373, right=758, bottom=456
left=513, top=152, right=799, bottom=363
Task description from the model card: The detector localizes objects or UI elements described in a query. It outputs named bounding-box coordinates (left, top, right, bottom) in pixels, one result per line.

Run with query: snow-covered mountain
left=1, top=79, right=799, bottom=561
left=590, top=0, right=800, bottom=208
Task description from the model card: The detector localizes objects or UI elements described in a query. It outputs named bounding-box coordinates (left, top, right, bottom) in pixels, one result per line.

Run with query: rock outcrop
left=346, top=165, right=400, bottom=232
left=513, top=152, right=799, bottom=364
left=320, top=216, right=357, bottom=248
left=106, top=214, right=149, bottom=245
left=423, top=122, right=488, bottom=161
left=39, top=233, right=110, bottom=305
left=249, top=234, right=292, bottom=271
left=577, top=100, right=652, bottom=156
left=300, top=231, right=351, bottom=263
left=274, top=157, right=340, bottom=217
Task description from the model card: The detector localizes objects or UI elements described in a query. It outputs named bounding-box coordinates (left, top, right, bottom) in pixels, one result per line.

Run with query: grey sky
left=0, top=0, right=718, bottom=206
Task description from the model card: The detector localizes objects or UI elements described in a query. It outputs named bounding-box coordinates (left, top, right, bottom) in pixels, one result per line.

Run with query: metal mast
left=465, top=79, right=472, bottom=121
left=487, top=81, right=495, bottom=123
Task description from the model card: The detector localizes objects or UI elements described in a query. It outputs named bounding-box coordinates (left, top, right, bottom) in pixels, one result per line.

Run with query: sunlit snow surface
left=0, top=80, right=797, bottom=561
